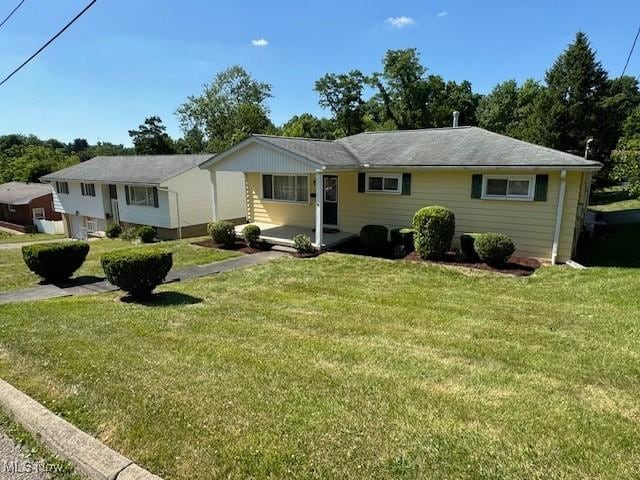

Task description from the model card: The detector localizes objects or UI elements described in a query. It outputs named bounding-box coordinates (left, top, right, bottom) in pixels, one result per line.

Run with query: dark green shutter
left=81, top=183, right=85, bottom=196
left=124, top=185, right=130, bottom=205
left=358, top=173, right=366, bottom=193
left=262, top=175, right=273, bottom=199
left=401, top=173, right=411, bottom=195
left=534, top=175, right=549, bottom=201
left=152, top=187, right=159, bottom=207
left=471, top=174, right=483, bottom=198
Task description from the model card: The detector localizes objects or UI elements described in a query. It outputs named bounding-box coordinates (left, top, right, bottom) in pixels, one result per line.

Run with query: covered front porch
left=235, top=222, right=357, bottom=249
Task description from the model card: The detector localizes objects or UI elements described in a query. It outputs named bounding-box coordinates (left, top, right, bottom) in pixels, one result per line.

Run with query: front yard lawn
left=0, top=237, right=239, bottom=292
left=589, top=186, right=640, bottom=212
left=0, top=255, right=638, bottom=479
left=0, top=232, right=66, bottom=244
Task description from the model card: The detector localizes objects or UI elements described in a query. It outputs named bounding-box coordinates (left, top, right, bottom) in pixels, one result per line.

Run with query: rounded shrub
left=105, top=223, right=123, bottom=239
left=120, top=226, right=139, bottom=241
left=412, top=206, right=455, bottom=260
left=101, top=247, right=173, bottom=298
left=22, top=241, right=90, bottom=282
left=390, top=228, right=414, bottom=253
left=359, top=225, right=388, bottom=253
left=207, top=220, right=236, bottom=248
left=293, top=234, right=314, bottom=254
left=474, top=233, right=515, bottom=265
left=242, top=224, right=261, bottom=248
left=137, top=225, right=156, bottom=243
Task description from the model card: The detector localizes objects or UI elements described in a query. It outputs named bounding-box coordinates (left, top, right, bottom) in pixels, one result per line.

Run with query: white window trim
left=365, top=173, right=402, bottom=195
left=8, top=204, right=16, bottom=212
left=481, top=174, right=535, bottom=201
left=128, top=185, right=155, bottom=207
left=55, top=181, right=69, bottom=194
left=260, top=174, right=310, bottom=204
left=81, top=183, right=96, bottom=197
left=32, top=207, right=45, bottom=220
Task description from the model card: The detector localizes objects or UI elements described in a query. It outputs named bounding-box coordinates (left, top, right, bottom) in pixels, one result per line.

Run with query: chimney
left=452, top=111, right=460, bottom=128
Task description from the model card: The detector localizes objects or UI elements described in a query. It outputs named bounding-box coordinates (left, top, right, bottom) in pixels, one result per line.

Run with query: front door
left=323, top=175, right=338, bottom=226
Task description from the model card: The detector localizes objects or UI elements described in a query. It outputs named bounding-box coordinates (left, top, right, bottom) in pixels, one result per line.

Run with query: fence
left=33, top=219, right=65, bottom=234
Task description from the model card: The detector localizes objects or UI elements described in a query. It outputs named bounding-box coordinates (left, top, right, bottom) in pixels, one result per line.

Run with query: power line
left=0, top=0, right=26, bottom=30
left=0, top=0, right=97, bottom=88
left=622, top=25, right=640, bottom=77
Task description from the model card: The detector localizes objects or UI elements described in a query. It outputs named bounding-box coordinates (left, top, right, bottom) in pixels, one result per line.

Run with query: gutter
left=551, top=170, right=567, bottom=265
left=322, top=164, right=601, bottom=173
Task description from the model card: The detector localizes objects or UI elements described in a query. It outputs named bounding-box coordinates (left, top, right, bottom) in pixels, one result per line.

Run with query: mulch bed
left=191, top=239, right=271, bottom=255
left=404, top=251, right=541, bottom=276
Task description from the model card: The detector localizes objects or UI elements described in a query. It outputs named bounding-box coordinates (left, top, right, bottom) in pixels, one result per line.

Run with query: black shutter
left=401, top=173, right=411, bottom=195
left=81, top=183, right=85, bottom=196
left=262, top=175, right=273, bottom=199
left=471, top=174, right=483, bottom=198
left=152, top=187, right=159, bottom=207
left=534, top=174, right=549, bottom=201
left=124, top=185, right=130, bottom=205
left=358, top=172, right=366, bottom=193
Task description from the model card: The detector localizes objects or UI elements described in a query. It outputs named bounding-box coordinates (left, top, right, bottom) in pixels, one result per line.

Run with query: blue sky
left=0, top=0, right=638, bottom=145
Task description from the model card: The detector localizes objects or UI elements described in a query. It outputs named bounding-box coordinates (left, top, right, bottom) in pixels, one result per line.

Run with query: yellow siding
left=246, top=170, right=585, bottom=262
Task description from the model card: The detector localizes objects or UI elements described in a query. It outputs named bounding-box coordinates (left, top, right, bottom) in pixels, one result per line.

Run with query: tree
left=622, top=105, right=640, bottom=138
left=612, top=138, right=640, bottom=197
left=478, top=80, right=520, bottom=134
left=175, top=127, right=207, bottom=153
left=0, top=145, right=78, bottom=183
left=281, top=113, right=338, bottom=139
left=314, top=70, right=367, bottom=136
left=176, top=66, right=274, bottom=152
left=128, top=116, right=176, bottom=155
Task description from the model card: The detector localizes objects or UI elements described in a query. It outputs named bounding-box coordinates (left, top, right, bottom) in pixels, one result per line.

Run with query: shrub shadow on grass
left=119, top=291, right=203, bottom=307
left=576, top=224, right=640, bottom=268
left=51, top=275, right=105, bottom=288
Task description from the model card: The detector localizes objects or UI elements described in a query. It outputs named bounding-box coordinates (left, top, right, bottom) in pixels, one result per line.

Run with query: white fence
left=34, top=219, right=65, bottom=234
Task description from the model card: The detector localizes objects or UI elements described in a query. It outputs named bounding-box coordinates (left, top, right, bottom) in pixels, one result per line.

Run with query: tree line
left=1, top=31, right=639, bottom=192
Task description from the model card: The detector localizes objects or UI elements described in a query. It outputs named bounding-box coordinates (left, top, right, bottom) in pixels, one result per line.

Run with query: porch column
left=209, top=170, right=219, bottom=222
left=314, top=172, right=323, bottom=248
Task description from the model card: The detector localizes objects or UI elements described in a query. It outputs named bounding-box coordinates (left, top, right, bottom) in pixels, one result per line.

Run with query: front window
left=8, top=204, right=15, bottom=212
left=130, top=186, right=155, bottom=206
left=366, top=174, right=401, bottom=194
left=482, top=175, right=534, bottom=200
left=81, top=183, right=96, bottom=197
left=32, top=207, right=45, bottom=220
left=55, top=181, right=69, bottom=194
left=262, top=174, right=308, bottom=202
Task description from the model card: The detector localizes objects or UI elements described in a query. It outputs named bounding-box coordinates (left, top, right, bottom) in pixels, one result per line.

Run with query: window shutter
left=81, top=183, right=85, bottom=196
left=534, top=174, right=549, bottom=201
left=471, top=174, right=483, bottom=198
left=262, top=175, right=273, bottom=199
left=401, top=173, right=411, bottom=195
left=152, top=187, right=159, bottom=208
left=124, top=185, right=130, bottom=205
left=358, top=173, right=366, bottom=193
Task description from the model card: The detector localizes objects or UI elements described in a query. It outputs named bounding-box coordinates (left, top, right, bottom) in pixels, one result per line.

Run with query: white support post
left=314, top=172, right=323, bottom=249
left=209, top=170, right=219, bottom=222
left=551, top=170, right=567, bottom=265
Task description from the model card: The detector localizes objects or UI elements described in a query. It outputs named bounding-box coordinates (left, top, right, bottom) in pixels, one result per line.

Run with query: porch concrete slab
left=235, top=222, right=357, bottom=249
left=0, top=285, right=70, bottom=305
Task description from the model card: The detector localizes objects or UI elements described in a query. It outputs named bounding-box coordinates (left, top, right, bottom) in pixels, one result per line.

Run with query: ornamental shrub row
left=22, top=241, right=90, bottom=282
left=101, top=247, right=172, bottom=298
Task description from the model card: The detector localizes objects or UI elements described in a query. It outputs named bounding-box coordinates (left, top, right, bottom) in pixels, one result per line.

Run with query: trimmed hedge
left=138, top=225, right=156, bottom=243
left=105, top=223, right=123, bottom=239
left=242, top=224, right=261, bottom=248
left=101, top=248, right=173, bottom=298
left=360, top=225, right=388, bottom=253
left=22, top=241, right=90, bottom=282
left=293, top=234, right=314, bottom=254
left=474, top=233, right=515, bottom=265
left=412, top=206, right=455, bottom=260
left=390, top=228, right=414, bottom=253
left=460, top=233, right=481, bottom=262
left=208, top=220, right=236, bottom=248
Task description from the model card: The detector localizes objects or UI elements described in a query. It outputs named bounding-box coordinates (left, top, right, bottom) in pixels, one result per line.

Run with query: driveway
left=0, top=431, right=51, bottom=479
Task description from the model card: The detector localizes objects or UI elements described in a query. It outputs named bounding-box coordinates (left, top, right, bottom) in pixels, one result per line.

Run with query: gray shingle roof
left=0, top=182, right=53, bottom=205
left=40, top=154, right=215, bottom=185
left=254, top=135, right=359, bottom=167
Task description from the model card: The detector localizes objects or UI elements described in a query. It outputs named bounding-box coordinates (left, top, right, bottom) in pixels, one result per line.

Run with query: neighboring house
left=41, top=154, right=246, bottom=240
left=200, top=126, right=601, bottom=264
left=0, top=181, right=62, bottom=233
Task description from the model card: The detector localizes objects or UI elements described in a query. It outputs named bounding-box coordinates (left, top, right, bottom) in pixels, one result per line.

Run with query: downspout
left=551, top=170, right=567, bottom=265
left=157, top=187, right=181, bottom=240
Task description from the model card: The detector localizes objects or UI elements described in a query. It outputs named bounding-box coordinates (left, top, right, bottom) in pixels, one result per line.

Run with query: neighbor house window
left=366, top=173, right=402, bottom=194
left=81, top=183, right=96, bottom=197
left=55, top=181, right=69, bottom=194
left=262, top=174, right=309, bottom=202
left=8, top=204, right=15, bottom=212
left=482, top=175, right=534, bottom=200
left=32, top=207, right=45, bottom=220
left=127, top=185, right=158, bottom=207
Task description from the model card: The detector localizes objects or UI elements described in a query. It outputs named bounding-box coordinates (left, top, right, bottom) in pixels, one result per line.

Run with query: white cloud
left=385, top=16, right=415, bottom=28
left=436, top=11, right=448, bottom=17
left=251, top=38, right=269, bottom=47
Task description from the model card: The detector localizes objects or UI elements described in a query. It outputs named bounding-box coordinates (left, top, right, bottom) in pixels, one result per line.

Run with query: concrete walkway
left=0, top=431, right=51, bottom=479
left=0, top=251, right=286, bottom=305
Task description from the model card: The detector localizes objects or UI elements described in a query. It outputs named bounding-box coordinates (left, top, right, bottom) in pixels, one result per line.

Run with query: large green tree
left=314, top=70, right=367, bottom=136
left=176, top=66, right=274, bottom=152
left=0, top=144, right=78, bottom=183
left=281, top=113, right=338, bottom=139
left=128, top=116, right=176, bottom=155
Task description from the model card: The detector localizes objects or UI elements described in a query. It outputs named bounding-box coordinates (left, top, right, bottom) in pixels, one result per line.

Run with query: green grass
left=589, top=186, right=640, bottom=212
left=576, top=224, right=640, bottom=267
left=0, top=255, right=638, bottom=479
left=0, top=232, right=66, bottom=243
left=0, top=237, right=239, bottom=292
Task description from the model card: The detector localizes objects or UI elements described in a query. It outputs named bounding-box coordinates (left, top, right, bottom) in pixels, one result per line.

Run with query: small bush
left=242, top=224, right=261, bottom=248
left=360, top=225, right=388, bottom=253
left=474, top=233, right=515, bottom=265
left=120, top=227, right=139, bottom=241
left=412, top=206, right=455, bottom=260
left=22, top=241, right=90, bottom=282
left=105, top=223, right=123, bottom=239
left=293, top=234, right=314, bottom=254
left=138, top=225, right=156, bottom=243
left=101, top=247, right=173, bottom=298
left=208, top=220, right=236, bottom=248
left=390, top=228, right=414, bottom=253
left=460, top=233, right=481, bottom=262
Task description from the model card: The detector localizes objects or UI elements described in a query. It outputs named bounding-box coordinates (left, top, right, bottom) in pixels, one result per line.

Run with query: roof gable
left=0, top=182, right=53, bottom=205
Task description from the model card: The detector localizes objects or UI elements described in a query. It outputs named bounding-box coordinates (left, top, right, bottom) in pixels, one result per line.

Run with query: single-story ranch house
left=0, top=181, right=62, bottom=233
left=201, top=126, right=601, bottom=263
left=41, top=154, right=245, bottom=239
